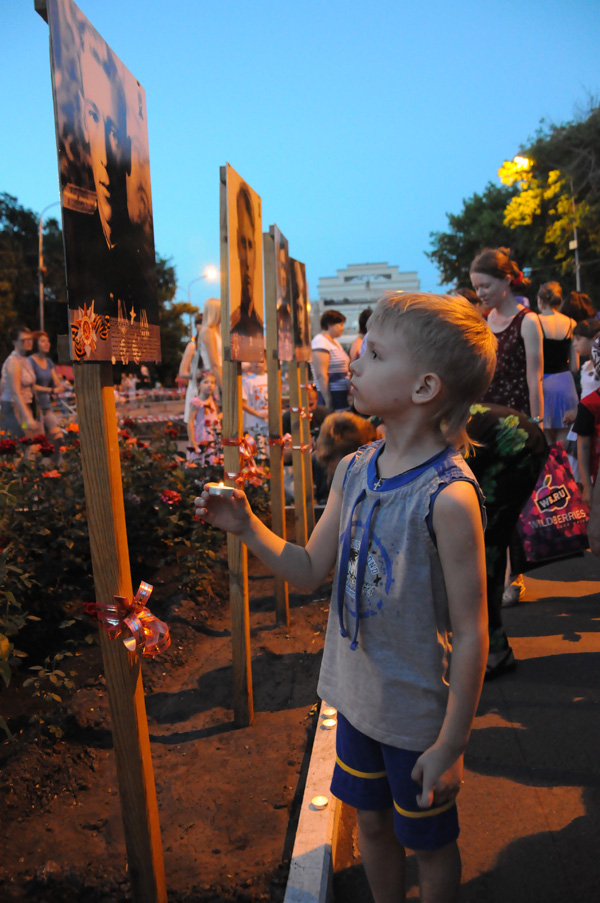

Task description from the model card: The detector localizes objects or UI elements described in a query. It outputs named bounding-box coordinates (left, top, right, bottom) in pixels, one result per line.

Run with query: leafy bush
left=0, top=421, right=271, bottom=734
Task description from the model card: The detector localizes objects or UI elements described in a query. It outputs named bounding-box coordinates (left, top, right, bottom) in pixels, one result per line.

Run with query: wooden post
left=299, top=362, right=315, bottom=536
left=74, top=362, right=167, bottom=903
left=220, top=166, right=253, bottom=726
left=263, top=228, right=289, bottom=626
left=289, top=360, right=308, bottom=547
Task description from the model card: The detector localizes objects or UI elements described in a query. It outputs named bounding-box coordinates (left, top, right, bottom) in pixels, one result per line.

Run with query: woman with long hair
left=198, top=297, right=222, bottom=390
left=470, top=248, right=543, bottom=420
left=470, top=248, right=544, bottom=609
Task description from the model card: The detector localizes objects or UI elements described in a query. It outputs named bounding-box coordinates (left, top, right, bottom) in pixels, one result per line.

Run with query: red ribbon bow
left=96, top=581, right=170, bottom=657
left=268, top=432, right=292, bottom=447
left=223, top=435, right=267, bottom=488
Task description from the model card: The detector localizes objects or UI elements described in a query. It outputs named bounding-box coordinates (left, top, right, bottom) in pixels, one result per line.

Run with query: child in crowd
left=573, top=380, right=600, bottom=506
left=564, top=318, right=600, bottom=482
left=187, top=371, right=221, bottom=466
left=241, top=354, right=268, bottom=438
left=572, top=318, right=600, bottom=397
left=196, top=293, right=496, bottom=903
left=316, top=410, right=377, bottom=480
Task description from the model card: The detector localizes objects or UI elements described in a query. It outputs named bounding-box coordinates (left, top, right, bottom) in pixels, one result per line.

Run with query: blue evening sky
left=2, top=0, right=599, bottom=312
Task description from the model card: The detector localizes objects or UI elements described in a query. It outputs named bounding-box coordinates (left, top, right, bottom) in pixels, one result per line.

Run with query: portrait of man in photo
left=290, top=257, right=312, bottom=362
left=226, top=167, right=264, bottom=362
left=275, top=228, right=293, bottom=362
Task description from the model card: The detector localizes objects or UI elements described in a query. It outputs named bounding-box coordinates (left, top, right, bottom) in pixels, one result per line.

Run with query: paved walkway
left=333, top=551, right=600, bottom=902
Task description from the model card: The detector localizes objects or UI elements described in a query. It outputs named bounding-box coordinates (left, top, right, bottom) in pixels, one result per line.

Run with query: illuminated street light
left=503, top=155, right=581, bottom=290
left=513, top=155, right=531, bottom=170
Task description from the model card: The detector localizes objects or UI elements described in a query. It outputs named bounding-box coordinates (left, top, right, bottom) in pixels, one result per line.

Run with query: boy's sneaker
left=502, top=574, right=526, bottom=608
left=485, top=646, right=516, bottom=680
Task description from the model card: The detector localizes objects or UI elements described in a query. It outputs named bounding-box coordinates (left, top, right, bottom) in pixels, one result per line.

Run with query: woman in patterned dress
left=470, top=247, right=544, bottom=610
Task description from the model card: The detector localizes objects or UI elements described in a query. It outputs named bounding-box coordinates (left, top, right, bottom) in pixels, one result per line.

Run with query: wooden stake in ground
left=263, top=226, right=289, bottom=626
left=299, top=361, right=315, bottom=536
left=220, top=163, right=267, bottom=726
left=288, top=359, right=308, bottom=548
left=289, top=257, right=313, bottom=545
left=75, top=362, right=167, bottom=903
left=39, top=0, right=167, bottom=896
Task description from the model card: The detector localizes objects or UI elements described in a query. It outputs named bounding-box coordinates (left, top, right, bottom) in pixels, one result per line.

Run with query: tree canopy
left=428, top=103, right=600, bottom=301
left=0, top=192, right=189, bottom=382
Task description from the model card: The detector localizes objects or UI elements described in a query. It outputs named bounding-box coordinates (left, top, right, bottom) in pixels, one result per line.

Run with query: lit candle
left=322, top=718, right=337, bottom=730
left=206, top=481, right=235, bottom=498
left=322, top=706, right=337, bottom=718
left=310, top=796, right=329, bottom=810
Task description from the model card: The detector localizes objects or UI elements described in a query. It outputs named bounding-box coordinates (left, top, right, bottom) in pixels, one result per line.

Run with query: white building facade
left=313, top=262, right=420, bottom=348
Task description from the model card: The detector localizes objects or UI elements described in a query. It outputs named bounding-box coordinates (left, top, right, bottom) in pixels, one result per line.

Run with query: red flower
left=161, top=489, right=181, bottom=506
left=42, top=469, right=61, bottom=478
left=123, top=418, right=135, bottom=428
left=0, top=439, right=18, bottom=456
left=31, top=434, right=47, bottom=444
left=164, top=427, right=179, bottom=439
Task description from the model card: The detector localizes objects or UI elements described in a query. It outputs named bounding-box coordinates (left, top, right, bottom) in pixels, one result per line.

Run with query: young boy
left=195, top=293, right=496, bottom=903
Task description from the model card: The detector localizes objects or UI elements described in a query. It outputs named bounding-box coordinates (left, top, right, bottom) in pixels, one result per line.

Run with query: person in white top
left=178, top=313, right=204, bottom=423
left=198, top=297, right=223, bottom=392
left=311, top=311, right=350, bottom=411
left=0, top=325, right=38, bottom=438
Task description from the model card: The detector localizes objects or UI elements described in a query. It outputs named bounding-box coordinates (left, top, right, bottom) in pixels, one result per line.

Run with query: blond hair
left=368, top=292, right=497, bottom=453
left=202, top=297, right=221, bottom=328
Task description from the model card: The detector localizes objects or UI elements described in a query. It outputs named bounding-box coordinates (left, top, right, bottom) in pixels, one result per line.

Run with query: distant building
left=313, top=262, right=420, bottom=348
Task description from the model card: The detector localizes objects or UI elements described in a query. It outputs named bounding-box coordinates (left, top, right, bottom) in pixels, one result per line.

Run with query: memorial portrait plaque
left=48, top=0, right=160, bottom=364
left=225, top=163, right=264, bottom=363
left=272, top=225, right=293, bottom=362
left=290, top=257, right=311, bottom=362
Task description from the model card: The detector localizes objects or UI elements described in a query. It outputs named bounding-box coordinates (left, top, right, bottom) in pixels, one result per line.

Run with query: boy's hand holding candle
left=194, top=483, right=252, bottom=536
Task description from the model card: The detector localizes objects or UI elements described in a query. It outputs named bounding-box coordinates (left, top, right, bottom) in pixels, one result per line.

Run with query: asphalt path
left=334, top=551, right=600, bottom=902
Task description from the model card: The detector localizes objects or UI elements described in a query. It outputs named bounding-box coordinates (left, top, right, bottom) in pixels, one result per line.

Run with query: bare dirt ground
left=0, top=551, right=331, bottom=902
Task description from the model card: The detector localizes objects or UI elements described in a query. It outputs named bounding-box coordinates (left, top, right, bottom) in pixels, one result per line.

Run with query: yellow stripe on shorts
left=393, top=798, right=454, bottom=819
left=335, top=754, right=387, bottom=780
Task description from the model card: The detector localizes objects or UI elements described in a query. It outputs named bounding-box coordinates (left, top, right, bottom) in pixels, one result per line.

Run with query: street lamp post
left=569, top=178, right=582, bottom=292
left=38, top=201, right=60, bottom=331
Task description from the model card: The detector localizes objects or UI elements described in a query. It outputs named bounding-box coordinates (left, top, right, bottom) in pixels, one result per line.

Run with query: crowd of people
left=4, top=245, right=600, bottom=903
left=193, top=249, right=600, bottom=903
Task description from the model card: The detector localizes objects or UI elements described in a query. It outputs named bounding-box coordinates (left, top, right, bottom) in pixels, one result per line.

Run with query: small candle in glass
left=206, top=481, right=235, bottom=498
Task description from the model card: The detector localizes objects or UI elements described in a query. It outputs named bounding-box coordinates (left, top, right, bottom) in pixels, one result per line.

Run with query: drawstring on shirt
left=336, top=489, right=381, bottom=650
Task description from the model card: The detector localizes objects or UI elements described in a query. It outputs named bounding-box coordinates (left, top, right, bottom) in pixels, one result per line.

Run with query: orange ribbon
left=268, top=433, right=292, bottom=447
left=223, top=435, right=267, bottom=488
left=96, top=581, right=170, bottom=657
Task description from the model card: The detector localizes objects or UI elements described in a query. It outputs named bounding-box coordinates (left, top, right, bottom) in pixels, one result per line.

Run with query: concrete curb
left=283, top=702, right=341, bottom=903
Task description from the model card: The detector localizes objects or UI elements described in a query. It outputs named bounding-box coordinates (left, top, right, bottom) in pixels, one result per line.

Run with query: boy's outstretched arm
left=195, top=454, right=350, bottom=592
left=411, top=479, right=488, bottom=809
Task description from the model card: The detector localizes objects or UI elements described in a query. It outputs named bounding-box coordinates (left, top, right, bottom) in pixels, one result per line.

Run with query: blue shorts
left=331, top=712, right=459, bottom=851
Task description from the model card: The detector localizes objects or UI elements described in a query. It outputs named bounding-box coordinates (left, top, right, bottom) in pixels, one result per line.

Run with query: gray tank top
left=317, top=441, right=484, bottom=751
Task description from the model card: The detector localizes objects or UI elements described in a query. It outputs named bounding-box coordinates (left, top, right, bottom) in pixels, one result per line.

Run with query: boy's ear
left=412, top=372, right=442, bottom=405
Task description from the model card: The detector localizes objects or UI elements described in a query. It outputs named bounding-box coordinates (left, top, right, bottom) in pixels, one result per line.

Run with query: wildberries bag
left=517, top=442, right=589, bottom=564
